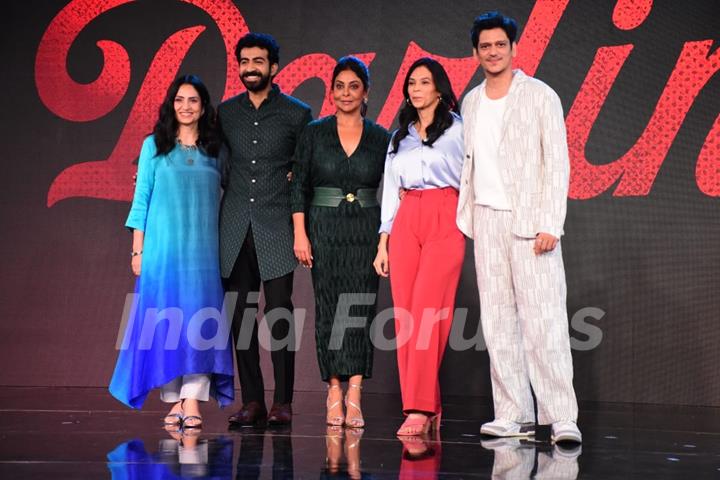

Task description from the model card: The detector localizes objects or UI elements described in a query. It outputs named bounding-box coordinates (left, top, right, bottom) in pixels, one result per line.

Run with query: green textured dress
left=291, top=116, right=390, bottom=381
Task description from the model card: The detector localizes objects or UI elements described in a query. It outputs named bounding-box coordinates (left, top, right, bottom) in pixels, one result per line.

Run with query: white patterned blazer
left=456, top=69, right=570, bottom=239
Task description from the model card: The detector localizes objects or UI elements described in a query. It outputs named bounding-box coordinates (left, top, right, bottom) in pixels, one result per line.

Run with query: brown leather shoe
left=228, top=401, right=267, bottom=426
left=267, top=403, right=292, bottom=425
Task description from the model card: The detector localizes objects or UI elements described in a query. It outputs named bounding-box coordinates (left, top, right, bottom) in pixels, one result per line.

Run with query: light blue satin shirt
left=379, top=113, right=464, bottom=234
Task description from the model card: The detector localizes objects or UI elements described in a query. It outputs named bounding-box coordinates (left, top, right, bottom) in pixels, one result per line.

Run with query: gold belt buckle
left=345, top=193, right=356, bottom=203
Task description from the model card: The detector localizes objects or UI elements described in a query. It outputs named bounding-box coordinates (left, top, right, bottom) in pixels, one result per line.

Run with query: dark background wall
left=2, top=0, right=719, bottom=407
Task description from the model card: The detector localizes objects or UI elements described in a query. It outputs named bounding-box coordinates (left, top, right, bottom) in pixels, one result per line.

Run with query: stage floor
left=0, top=386, right=718, bottom=479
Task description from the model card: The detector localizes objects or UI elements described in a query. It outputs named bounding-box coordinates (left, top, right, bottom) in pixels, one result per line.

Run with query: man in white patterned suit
left=456, top=11, right=581, bottom=443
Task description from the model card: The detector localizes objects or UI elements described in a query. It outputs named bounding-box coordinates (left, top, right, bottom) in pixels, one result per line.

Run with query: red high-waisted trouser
left=389, top=187, right=465, bottom=415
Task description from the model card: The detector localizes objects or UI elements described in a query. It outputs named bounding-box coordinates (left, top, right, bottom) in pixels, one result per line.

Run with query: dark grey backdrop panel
left=1, top=0, right=718, bottom=407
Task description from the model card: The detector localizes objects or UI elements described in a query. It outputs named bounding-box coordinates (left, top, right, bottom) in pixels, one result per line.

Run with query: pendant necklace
left=177, top=138, right=198, bottom=165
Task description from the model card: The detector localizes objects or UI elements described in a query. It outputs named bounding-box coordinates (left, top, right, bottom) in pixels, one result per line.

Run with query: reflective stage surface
left=0, top=387, right=718, bottom=479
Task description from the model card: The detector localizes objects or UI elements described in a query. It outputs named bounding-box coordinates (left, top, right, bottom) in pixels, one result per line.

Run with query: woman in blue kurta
left=109, top=75, right=234, bottom=427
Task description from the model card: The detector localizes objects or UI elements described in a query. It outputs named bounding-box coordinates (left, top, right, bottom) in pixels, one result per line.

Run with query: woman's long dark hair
left=152, top=74, right=222, bottom=158
left=390, top=58, right=459, bottom=154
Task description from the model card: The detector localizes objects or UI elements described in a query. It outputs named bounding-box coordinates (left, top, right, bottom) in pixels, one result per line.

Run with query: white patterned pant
left=160, top=374, right=211, bottom=403
left=487, top=443, right=579, bottom=480
left=473, top=206, right=578, bottom=424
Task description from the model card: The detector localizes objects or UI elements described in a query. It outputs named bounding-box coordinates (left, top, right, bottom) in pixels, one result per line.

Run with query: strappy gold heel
left=326, top=384, right=345, bottom=426
left=345, top=428, right=363, bottom=476
left=344, top=383, right=364, bottom=429
left=325, top=426, right=343, bottom=473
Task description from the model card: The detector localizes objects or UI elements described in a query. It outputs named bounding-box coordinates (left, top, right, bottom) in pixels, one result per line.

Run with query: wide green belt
left=310, top=187, right=379, bottom=208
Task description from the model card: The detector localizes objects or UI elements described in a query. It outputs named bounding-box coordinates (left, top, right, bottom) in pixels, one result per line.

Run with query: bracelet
left=131, top=251, right=143, bottom=257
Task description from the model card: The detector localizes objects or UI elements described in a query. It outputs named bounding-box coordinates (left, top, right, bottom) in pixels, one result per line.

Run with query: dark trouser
left=224, top=227, right=295, bottom=405
left=236, top=430, right=294, bottom=479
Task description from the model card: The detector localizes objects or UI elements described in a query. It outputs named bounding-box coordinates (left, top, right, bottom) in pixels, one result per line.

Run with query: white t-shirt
left=472, top=90, right=512, bottom=210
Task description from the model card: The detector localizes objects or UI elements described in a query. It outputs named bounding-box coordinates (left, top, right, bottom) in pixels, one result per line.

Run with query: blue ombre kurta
left=109, top=136, right=234, bottom=409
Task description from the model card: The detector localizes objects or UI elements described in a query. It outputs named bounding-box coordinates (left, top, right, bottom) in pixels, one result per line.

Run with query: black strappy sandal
left=182, top=415, right=203, bottom=429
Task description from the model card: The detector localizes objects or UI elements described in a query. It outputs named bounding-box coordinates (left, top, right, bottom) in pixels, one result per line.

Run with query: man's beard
left=241, top=71, right=271, bottom=92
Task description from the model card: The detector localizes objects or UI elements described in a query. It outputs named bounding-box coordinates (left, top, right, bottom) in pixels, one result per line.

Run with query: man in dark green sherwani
left=218, top=33, right=312, bottom=426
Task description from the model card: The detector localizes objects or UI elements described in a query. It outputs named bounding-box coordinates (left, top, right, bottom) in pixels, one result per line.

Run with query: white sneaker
left=553, top=443, right=582, bottom=459
left=480, top=437, right=535, bottom=451
left=551, top=421, right=582, bottom=444
left=480, top=419, right=535, bottom=437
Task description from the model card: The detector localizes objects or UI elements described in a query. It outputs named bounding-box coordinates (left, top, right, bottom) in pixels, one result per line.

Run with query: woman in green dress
left=291, top=56, right=389, bottom=428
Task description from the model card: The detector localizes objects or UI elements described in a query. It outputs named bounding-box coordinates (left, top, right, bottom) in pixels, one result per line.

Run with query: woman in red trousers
left=373, top=58, right=465, bottom=436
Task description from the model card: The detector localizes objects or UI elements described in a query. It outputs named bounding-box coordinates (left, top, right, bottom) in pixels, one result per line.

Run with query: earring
left=405, top=98, right=411, bottom=105
left=363, top=98, right=368, bottom=104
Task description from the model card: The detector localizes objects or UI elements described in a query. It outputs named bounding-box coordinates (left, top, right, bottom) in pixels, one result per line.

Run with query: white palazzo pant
left=160, top=374, right=211, bottom=403
left=473, top=206, right=578, bottom=424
